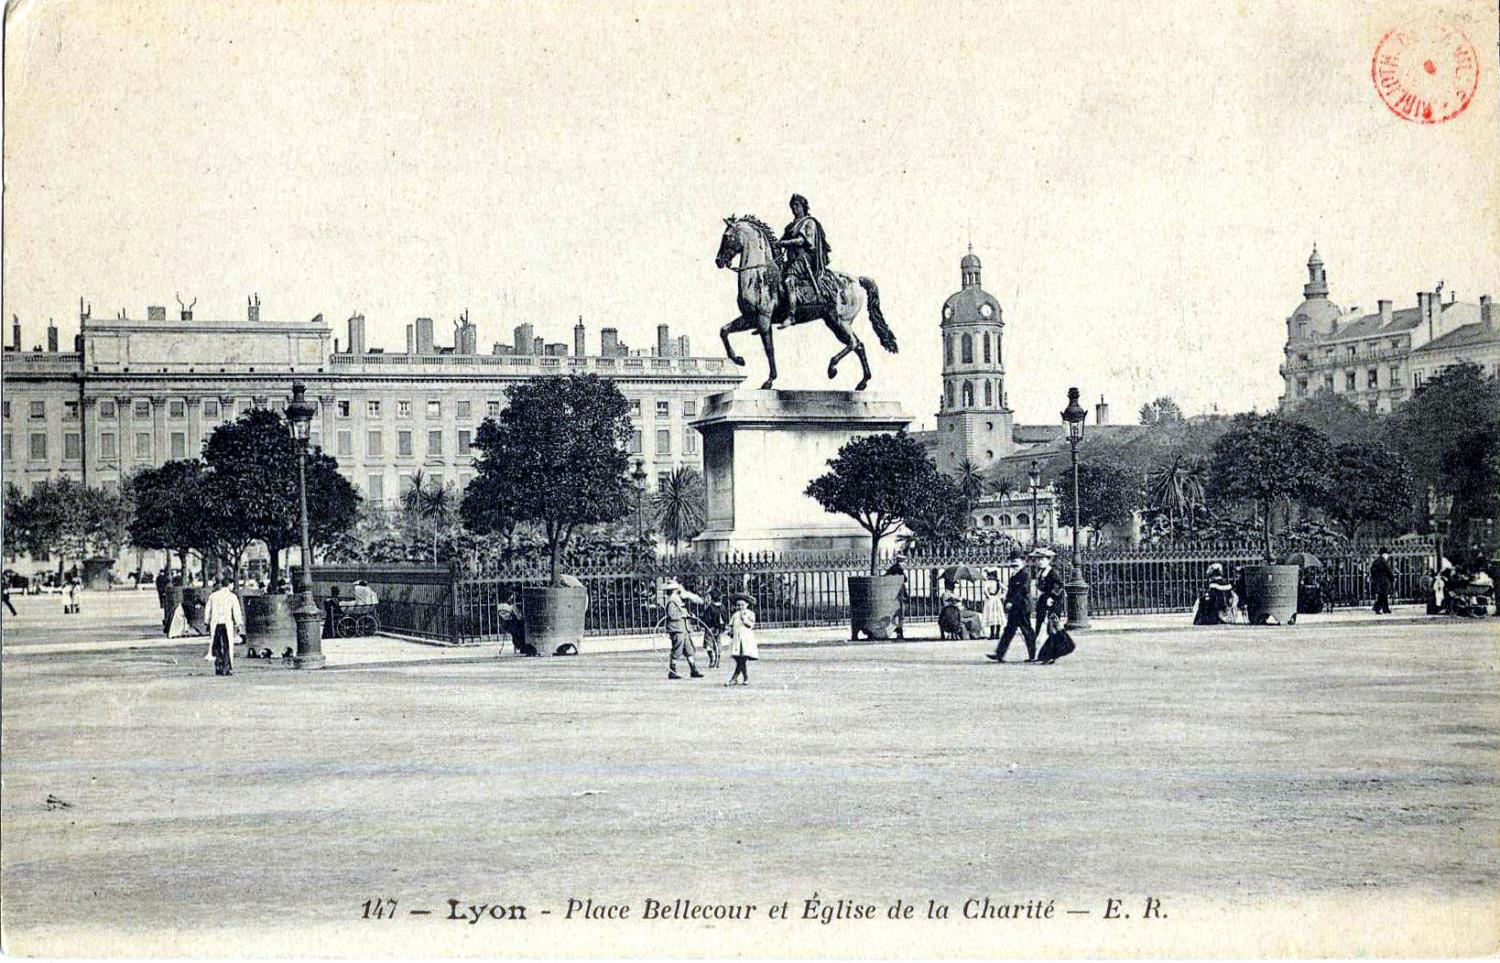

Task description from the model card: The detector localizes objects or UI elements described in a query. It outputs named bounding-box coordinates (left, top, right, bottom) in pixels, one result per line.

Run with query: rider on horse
left=775, top=194, right=837, bottom=325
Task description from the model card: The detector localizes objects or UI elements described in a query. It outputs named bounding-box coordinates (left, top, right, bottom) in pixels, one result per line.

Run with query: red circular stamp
left=1372, top=23, right=1480, bottom=123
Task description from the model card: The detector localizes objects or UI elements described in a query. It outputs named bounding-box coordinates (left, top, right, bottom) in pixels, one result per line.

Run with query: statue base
left=691, top=389, right=913, bottom=556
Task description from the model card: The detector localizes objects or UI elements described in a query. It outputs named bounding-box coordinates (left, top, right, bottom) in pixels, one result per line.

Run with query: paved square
left=2, top=600, right=1497, bottom=955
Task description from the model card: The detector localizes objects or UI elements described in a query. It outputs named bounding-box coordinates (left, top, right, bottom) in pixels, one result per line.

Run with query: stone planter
left=82, top=557, right=114, bottom=591
left=521, top=585, right=588, bottom=656
left=241, top=592, right=296, bottom=657
left=849, top=574, right=904, bottom=641
left=1243, top=564, right=1299, bottom=625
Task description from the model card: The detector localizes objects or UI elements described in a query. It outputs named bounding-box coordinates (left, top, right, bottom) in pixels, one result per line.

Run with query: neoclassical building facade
left=1, top=301, right=742, bottom=503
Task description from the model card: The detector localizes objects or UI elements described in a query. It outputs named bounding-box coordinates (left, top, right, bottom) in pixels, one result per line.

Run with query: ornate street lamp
left=1061, top=386, right=1091, bottom=629
left=1028, top=459, right=1042, bottom=548
left=631, top=458, right=648, bottom=548
left=285, top=382, right=325, bottom=669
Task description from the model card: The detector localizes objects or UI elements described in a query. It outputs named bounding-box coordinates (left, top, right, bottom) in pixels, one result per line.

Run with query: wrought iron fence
left=323, top=541, right=1440, bottom=645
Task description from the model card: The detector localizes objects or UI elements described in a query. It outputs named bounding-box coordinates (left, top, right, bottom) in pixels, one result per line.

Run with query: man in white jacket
left=203, top=574, right=245, bottom=677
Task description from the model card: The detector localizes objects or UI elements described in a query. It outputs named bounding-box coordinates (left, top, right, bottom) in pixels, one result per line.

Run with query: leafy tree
left=1055, top=460, right=1139, bottom=543
left=1138, top=396, right=1185, bottom=427
left=1438, top=419, right=1500, bottom=545
left=1144, top=455, right=1207, bottom=529
left=400, top=468, right=458, bottom=561
left=1390, top=363, right=1500, bottom=544
left=127, top=460, right=207, bottom=574
left=953, top=459, right=985, bottom=521
left=200, top=407, right=361, bottom=583
left=1317, top=442, right=1414, bottom=540
left=805, top=431, right=946, bottom=574
left=467, top=374, right=633, bottom=584
left=3, top=484, right=35, bottom=562
left=902, top=472, right=971, bottom=549
left=6, top=478, right=132, bottom=572
left=652, top=466, right=706, bottom=553
left=1287, top=391, right=1384, bottom=447
left=1207, top=413, right=1336, bottom=560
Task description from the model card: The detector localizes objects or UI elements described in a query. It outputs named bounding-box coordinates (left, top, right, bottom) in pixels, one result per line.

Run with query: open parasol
left=939, top=564, right=988, bottom=583
left=1281, top=551, right=1323, bottom=568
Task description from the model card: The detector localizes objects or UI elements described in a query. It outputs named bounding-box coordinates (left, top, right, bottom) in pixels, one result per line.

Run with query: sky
left=5, top=0, right=1498, bottom=430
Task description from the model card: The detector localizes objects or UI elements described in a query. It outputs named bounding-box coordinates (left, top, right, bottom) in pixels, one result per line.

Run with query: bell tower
left=935, top=246, right=1014, bottom=472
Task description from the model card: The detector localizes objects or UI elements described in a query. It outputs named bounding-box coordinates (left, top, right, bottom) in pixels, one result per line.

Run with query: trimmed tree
left=467, top=374, right=632, bottom=584
left=805, top=431, right=946, bottom=574
left=1318, top=442, right=1414, bottom=540
left=200, top=407, right=360, bottom=582
left=1207, top=413, right=1336, bottom=560
left=8, top=478, right=132, bottom=574
left=127, top=460, right=207, bottom=575
left=1056, top=460, right=1140, bottom=544
left=1391, top=363, right=1500, bottom=544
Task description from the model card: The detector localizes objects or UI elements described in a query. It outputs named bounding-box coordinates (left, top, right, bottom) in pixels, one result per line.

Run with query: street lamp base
left=1065, top=577, right=1091, bottom=630
left=291, top=590, right=326, bottom=670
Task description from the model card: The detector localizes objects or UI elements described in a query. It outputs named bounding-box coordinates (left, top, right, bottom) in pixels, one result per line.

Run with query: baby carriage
left=328, top=599, right=381, bottom=638
left=653, top=611, right=720, bottom=669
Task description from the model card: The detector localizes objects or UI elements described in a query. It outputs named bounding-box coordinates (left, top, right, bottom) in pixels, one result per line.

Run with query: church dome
left=945, top=247, right=1001, bottom=325
left=960, top=251, right=981, bottom=272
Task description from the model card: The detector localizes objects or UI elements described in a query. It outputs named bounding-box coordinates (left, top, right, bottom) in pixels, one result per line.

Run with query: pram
left=327, top=599, right=381, bottom=638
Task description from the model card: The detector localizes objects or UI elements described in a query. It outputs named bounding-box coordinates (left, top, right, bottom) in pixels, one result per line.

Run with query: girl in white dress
left=981, top=570, right=1006, bottom=639
left=725, top=594, right=758, bottom=686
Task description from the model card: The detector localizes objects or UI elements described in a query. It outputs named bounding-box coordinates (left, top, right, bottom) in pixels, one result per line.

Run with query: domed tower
left=1287, top=245, right=1343, bottom=341
left=936, top=246, right=1014, bottom=471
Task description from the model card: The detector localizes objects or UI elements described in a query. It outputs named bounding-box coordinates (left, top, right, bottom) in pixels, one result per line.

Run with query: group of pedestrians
left=661, top=581, right=758, bottom=684
left=983, top=548, right=1071, bottom=664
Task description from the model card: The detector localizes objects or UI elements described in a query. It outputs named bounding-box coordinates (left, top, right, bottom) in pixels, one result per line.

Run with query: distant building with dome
left=934, top=246, right=1015, bottom=470
left=1279, top=246, right=1498, bottom=413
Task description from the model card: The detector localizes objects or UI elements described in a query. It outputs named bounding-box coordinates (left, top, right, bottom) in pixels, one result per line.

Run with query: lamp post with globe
left=631, top=458, right=649, bottom=554
left=1061, top=387, right=1091, bottom=629
left=1028, top=459, right=1042, bottom=548
left=285, top=382, right=325, bottom=669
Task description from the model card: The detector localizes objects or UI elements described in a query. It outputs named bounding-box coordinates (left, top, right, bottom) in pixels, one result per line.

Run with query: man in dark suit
left=1369, top=548, right=1394, bottom=615
left=885, top=554, right=909, bottom=639
left=1032, top=547, right=1067, bottom=641
left=987, top=552, right=1036, bottom=663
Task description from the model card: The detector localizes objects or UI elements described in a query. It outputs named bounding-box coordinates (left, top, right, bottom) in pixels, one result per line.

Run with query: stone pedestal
left=691, top=390, right=912, bottom=555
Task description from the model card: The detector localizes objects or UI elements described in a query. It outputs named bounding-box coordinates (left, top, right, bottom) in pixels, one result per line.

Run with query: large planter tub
left=1243, top=564, right=1300, bottom=625
left=848, top=574, right=904, bottom=641
left=241, top=592, right=296, bottom=656
left=521, top=585, right=588, bottom=656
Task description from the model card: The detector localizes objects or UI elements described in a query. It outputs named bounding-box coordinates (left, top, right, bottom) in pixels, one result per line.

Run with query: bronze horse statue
left=714, top=215, right=897, bottom=391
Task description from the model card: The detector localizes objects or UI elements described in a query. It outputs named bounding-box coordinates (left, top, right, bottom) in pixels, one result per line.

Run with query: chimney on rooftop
left=415, top=317, right=435, bottom=355
left=405, top=323, right=415, bottom=354
left=1378, top=299, right=1392, bottom=326
left=574, top=317, right=586, bottom=357
left=601, top=327, right=619, bottom=356
left=176, top=295, right=195, bottom=321
left=12, top=316, right=21, bottom=351
left=657, top=324, right=672, bottom=358
left=147, top=305, right=167, bottom=321
left=347, top=314, right=366, bottom=355
left=46, top=320, right=58, bottom=352
left=1094, top=395, right=1110, bottom=426
left=247, top=294, right=261, bottom=323
left=532, top=335, right=544, bottom=355
left=1482, top=295, right=1494, bottom=330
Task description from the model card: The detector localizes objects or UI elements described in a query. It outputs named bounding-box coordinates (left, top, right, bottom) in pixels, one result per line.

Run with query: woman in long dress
left=724, top=593, right=758, bottom=686
left=1193, top=563, right=1238, bottom=625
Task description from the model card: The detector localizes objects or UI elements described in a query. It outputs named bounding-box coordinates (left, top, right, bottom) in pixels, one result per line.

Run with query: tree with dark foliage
left=806, top=431, right=948, bottom=574
left=1207, top=413, right=1335, bottom=561
left=1318, top=442, right=1414, bottom=540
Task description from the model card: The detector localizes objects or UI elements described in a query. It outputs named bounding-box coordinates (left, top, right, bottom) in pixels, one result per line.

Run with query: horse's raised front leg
left=720, top=315, right=752, bottom=367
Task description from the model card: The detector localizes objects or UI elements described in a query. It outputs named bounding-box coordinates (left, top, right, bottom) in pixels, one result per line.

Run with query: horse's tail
left=859, top=276, right=898, bottom=353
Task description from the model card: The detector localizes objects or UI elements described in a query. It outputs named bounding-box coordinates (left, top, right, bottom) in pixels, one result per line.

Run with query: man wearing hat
left=662, top=580, right=704, bottom=680
left=884, top=552, right=910, bottom=639
left=987, top=550, right=1037, bottom=663
left=1031, top=548, right=1067, bottom=641
left=774, top=193, right=835, bottom=320
left=352, top=579, right=379, bottom=607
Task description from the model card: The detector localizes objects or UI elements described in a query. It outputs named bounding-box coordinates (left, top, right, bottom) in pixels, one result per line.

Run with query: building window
left=1323, top=374, right=1334, bottom=392
left=398, top=473, right=416, bottom=496
left=366, top=430, right=383, bottom=457
left=337, top=430, right=353, bottom=457
left=962, top=381, right=974, bottom=407
left=629, top=429, right=642, bottom=454
left=1296, top=379, right=1308, bottom=397
left=456, top=400, right=471, bottom=419
left=367, top=474, right=384, bottom=502
left=397, top=400, right=412, bottom=419
left=1345, top=371, right=1356, bottom=391
left=428, top=430, right=443, bottom=456
left=2, top=434, right=10, bottom=461
left=397, top=430, right=413, bottom=457
left=1367, top=368, right=1378, bottom=388
left=984, top=381, right=993, bottom=406
left=656, top=400, right=670, bottom=418
left=1346, top=345, right=1356, bottom=358
left=487, top=400, right=502, bottom=417
left=458, top=429, right=472, bottom=452
left=98, top=400, right=115, bottom=419
left=946, top=382, right=955, bottom=407
left=63, top=401, right=79, bottom=421
left=982, top=332, right=991, bottom=364
left=29, top=401, right=46, bottom=420
left=1016, top=512, right=1030, bottom=526
left=168, top=400, right=186, bottom=419
left=1389, top=366, right=1400, bottom=386
left=169, top=432, right=186, bottom=459
left=961, top=333, right=973, bottom=364
left=656, top=428, right=671, bottom=454
left=944, top=335, right=953, bottom=366
left=684, top=400, right=697, bottom=417
left=1368, top=398, right=1379, bottom=412
left=367, top=400, right=382, bottom=417
left=203, top=399, right=219, bottom=419
left=998, top=514, right=1012, bottom=527
left=630, top=399, right=642, bottom=417
left=30, top=433, right=47, bottom=459
left=657, top=471, right=671, bottom=491
left=1, top=400, right=9, bottom=419
left=309, top=431, right=323, bottom=452
left=335, top=400, right=350, bottom=418
left=426, top=400, right=441, bottom=419
left=135, top=432, right=151, bottom=459
left=684, top=428, right=697, bottom=454
left=100, top=432, right=117, bottom=459
left=981, top=515, right=994, bottom=527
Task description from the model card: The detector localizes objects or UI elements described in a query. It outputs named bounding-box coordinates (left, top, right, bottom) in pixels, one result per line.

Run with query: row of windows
left=976, top=512, right=1047, bottom=528
left=626, top=428, right=698, bottom=456
left=1290, top=335, right=1406, bottom=358
left=944, top=331, right=997, bottom=367
left=4, top=396, right=706, bottom=424
left=944, top=378, right=1001, bottom=409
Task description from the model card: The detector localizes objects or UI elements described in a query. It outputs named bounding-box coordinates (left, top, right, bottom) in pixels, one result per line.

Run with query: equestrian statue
left=714, top=194, right=897, bottom=391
